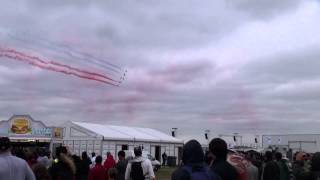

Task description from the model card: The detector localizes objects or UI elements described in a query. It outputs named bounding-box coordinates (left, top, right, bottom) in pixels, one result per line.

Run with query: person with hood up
left=49, top=146, right=76, bottom=180
left=104, top=152, right=116, bottom=180
left=209, top=138, right=238, bottom=180
left=171, top=139, right=220, bottom=180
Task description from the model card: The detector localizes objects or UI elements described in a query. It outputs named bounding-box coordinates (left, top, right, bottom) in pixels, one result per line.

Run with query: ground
left=155, top=166, right=177, bottom=180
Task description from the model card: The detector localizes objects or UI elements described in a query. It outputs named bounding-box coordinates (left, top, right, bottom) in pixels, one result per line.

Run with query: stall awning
left=9, top=137, right=52, bottom=142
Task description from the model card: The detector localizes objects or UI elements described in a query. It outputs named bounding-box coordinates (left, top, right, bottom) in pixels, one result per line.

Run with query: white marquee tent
left=62, top=121, right=183, bottom=163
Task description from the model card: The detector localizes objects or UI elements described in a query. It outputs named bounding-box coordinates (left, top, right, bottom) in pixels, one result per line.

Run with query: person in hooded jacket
left=209, top=138, right=238, bottom=180
left=104, top=152, right=116, bottom=180
left=171, top=139, right=220, bottom=180
left=49, top=146, right=76, bottom=180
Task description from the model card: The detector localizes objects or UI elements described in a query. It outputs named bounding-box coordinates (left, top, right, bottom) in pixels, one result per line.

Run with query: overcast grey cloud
left=230, top=0, right=303, bottom=18
left=0, top=0, right=320, bottom=143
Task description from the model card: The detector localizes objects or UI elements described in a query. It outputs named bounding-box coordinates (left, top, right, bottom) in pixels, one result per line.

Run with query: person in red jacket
left=104, top=152, right=116, bottom=180
left=89, top=156, right=107, bottom=180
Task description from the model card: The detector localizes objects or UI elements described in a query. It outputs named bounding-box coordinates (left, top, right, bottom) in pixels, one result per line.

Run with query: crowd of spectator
left=2, top=136, right=320, bottom=180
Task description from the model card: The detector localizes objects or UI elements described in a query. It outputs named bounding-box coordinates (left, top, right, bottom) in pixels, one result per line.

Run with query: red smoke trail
left=49, top=61, right=119, bottom=83
left=0, top=48, right=119, bottom=86
left=0, top=52, right=119, bottom=86
left=0, top=47, right=120, bottom=83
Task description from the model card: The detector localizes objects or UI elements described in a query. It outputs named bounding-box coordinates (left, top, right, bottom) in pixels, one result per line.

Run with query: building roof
left=72, top=121, right=183, bottom=143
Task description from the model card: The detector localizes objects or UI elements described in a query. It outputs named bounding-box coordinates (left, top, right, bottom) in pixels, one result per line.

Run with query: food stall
left=0, top=115, right=63, bottom=154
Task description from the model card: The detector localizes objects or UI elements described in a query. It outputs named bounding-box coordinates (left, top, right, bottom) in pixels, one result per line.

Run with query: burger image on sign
left=11, top=118, right=32, bottom=134
left=53, top=128, right=62, bottom=138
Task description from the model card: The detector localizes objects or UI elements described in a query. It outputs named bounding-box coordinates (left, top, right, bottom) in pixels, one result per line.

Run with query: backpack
left=130, top=161, right=145, bottom=180
left=182, top=165, right=218, bottom=180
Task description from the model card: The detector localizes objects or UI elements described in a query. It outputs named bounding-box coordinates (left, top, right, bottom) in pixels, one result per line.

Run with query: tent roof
left=72, top=121, right=183, bottom=143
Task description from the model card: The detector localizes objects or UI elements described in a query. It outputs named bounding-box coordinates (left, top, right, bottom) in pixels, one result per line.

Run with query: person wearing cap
left=125, top=146, right=156, bottom=180
left=0, top=137, right=36, bottom=180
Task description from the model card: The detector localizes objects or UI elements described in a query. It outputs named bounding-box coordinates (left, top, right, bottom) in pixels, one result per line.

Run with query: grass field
left=155, top=166, right=177, bottom=180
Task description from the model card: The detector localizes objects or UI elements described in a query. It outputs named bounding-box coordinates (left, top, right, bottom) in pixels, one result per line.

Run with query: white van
left=124, top=150, right=161, bottom=172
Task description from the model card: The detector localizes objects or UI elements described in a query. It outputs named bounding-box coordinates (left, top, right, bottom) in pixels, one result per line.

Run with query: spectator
left=311, top=152, right=320, bottom=180
left=0, top=137, right=36, bottom=180
left=89, top=155, right=107, bottom=180
left=245, top=154, right=259, bottom=180
left=249, top=153, right=263, bottom=179
left=109, top=168, right=118, bottom=180
left=275, top=152, right=290, bottom=180
left=32, top=163, right=51, bottom=180
left=104, top=152, right=116, bottom=180
left=116, top=150, right=127, bottom=180
left=162, top=152, right=168, bottom=166
left=91, top=152, right=97, bottom=168
left=27, top=151, right=38, bottom=167
left=305, top=153, right=312, bottom=173
left=227, top=153, right=248, bottom=180
left=37, top=148, right=51, bottom=169
left=204, top=151, right=215, bottom=167
left=125, top=146, right=156, bottom=180
left=80, top=151, right=92, bottom=180
left=262, top=151, right=280, bottom=180
left=171, top=139, right=220, bottom=180
left=72, top=155, right=82, bottom=180
left=49, top=146, right=76, bottom=180
left=287, top=149, right=293, bottom=162
left=292, top=153, right=310, bottom=180
left=209, top=138, right=238, bottom=180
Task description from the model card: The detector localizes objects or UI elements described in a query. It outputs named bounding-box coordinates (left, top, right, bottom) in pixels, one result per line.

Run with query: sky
left=0, top=0, right=320, bottom=144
